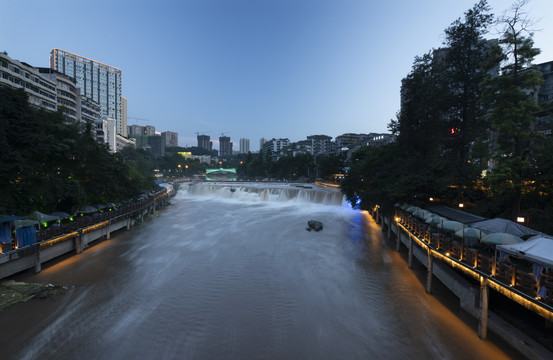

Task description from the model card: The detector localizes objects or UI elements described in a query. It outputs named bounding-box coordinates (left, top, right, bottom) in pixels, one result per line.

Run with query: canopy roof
left=497, top=237, right=553, bottom=268
left=0, top=215, right=25, bottom=223
left=27, top=211, right=60, bottom=223
left=14, top=219, right=39, bottom=230
left=470, top=218, right=541, bottom=238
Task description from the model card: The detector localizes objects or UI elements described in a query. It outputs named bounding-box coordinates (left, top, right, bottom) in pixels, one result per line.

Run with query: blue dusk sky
left=1, top=0, right=552, bottom=150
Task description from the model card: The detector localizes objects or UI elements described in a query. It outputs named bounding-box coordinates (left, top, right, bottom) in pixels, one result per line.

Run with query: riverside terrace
left=0, top=187, right=173, bottom=278
left=395, top=206, right=553, bottom=305
left=392, top=205, right=553, bottom=334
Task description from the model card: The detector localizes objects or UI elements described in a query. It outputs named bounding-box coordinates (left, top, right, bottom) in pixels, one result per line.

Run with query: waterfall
left=180, top=182, right=346, bottom=206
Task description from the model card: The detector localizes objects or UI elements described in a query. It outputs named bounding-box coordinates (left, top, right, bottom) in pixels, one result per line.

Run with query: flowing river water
left=1, top=183, right=516, bottom=359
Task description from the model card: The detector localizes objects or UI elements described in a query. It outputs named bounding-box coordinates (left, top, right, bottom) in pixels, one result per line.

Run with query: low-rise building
left=116, top=135, right=136, bottom=152
left=262, top=138, right=290, bottom=159
left=307, top=134, right=334, bottom=155
left=96, top=116, right=117, bottom=153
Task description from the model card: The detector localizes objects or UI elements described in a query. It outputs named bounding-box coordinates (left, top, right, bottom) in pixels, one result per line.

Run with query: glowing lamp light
left=446, top=252, right=450, bottom=257
left=429, top=197, right=434, bottom=202
left=517, top=217, right=525, bottom=223
left=458, top=203, right=464, bottom=208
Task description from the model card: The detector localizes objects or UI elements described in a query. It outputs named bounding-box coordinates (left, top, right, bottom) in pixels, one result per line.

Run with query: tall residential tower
left=239, top=138, right=250, bottom=154
left=50, top=49, right=123, bottom=134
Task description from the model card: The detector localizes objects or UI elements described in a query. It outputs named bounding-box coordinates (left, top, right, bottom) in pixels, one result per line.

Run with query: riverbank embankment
left=370, top=209, right=553, bottom=360
left=0, top=188, right=173, bottom=282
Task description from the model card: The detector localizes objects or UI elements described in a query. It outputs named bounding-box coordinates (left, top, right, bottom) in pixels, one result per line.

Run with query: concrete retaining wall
left=0, top=212, right=142, bottom=280
left=385, top=215, right=552, bottom=360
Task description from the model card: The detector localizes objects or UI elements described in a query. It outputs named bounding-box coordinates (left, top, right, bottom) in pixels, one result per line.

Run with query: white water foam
left=178, top=182, right=347, bottom=207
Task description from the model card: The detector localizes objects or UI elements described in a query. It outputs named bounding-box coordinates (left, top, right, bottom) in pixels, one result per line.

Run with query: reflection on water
left=2, top=184, right=512, bottom=359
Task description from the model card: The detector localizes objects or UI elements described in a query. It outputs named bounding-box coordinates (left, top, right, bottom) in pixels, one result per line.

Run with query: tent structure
left=0, top=216, right=24, bottom=245
left=413, top=209, right=433, bottom=220
left=27, top=211, right=60, bottom=225
left=426, top=215, right=446, bottom=226
left=50, top=212, right=72, bottom=220
left=482, top=232, right=523, bottom=245
left=14, top=219, right=39, bottom=230
left=497, top=237, right=553, bottom=268
left=15, top=226, right=37, bottom=248
left=455, top=227, right=485, bottom=246
left=437, top=220, right=464, bottom=232
left=406, top=206, right=420, bottom=214
left=470, top=218, right=541, bottom=238
left=0, top=221, right=11, bottom=245
left=78, top=206, right=97, bottom=215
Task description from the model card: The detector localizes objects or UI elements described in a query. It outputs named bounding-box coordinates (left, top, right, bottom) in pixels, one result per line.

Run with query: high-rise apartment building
left=128, top=124, right=145, bottom=136
left=50, top=49, right=123, bottom=134
left=259, top=137, right=267, bottom=151
left=121, top=96, right=128, bottom=137
left=197, top=134, right=212, bottom=151
left=239, top=138, right=250, bottom=154
left=219, top=136, right=232, bottom=158
left=1, top=52, right=102, bottom=125
left=163, top=131, right=178, bottom=148
left=144, top=125, right=156, bottom=136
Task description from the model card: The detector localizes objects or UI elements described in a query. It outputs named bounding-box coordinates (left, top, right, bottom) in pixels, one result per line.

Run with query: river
left=1, top=183, right=515, bottom=359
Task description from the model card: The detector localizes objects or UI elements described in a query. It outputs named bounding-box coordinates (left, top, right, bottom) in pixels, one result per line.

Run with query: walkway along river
left=1, top=183, right=519, bottom=359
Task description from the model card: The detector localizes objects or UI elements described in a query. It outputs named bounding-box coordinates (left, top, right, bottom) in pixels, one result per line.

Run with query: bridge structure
left=205, top=168, right=237, bottom=181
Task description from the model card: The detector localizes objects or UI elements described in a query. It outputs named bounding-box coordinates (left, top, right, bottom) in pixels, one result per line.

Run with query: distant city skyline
left=2, top=0, right=552, bottom=151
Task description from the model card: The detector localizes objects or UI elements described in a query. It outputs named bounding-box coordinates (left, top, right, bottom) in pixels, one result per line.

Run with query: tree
left=317, top=153, right=345, bottom=179
left=441, top=0, right=494, bottom=186
left=0, top=87, right=156, bottom=215
left=480, top=0, right=543, bottom=219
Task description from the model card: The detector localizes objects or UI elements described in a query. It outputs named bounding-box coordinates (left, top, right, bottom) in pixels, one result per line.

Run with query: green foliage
left=153, top=151, right=206, bottom=179
left=271, top=153, right=315, bottom=180
left=0, top=87, right=155, bottom=215
left=480, top=0, right=544, bottom=219
left=341, top=0, right=553, bottom=234
left=317, top=153, right=345, bottom=178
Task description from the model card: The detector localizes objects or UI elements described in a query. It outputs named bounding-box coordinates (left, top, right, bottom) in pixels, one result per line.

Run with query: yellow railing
left=395, top=217, right=553, bottom=322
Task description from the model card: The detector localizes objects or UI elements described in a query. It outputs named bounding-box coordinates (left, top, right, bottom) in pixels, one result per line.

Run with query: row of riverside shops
left=0, top=184, right=175, bottom=279
left=370, top=203, right=553, bottom=359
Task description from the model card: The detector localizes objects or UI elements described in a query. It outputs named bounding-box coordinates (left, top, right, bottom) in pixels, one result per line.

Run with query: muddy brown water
left=1, top=184, right=516, bottom=359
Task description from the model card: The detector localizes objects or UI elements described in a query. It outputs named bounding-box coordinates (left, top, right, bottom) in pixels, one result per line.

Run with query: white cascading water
left=181, top=182, right=346, bottom=206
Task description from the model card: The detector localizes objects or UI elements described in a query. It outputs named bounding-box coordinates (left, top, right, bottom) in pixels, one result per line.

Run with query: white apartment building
left=0, top=52, right=57, bottom=111
left=240, top=138, right=250, bottom=154
left=38, top=68, right=80, bottom=123
left=96, top=116, right=117, bottom=153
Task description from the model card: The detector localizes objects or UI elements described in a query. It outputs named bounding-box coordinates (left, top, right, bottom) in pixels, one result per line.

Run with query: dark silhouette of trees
left=0, top=87, right=155, bottom=216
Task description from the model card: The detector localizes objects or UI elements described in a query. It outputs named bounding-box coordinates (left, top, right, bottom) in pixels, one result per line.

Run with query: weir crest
left=180, top=182, right=345, bottom=206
